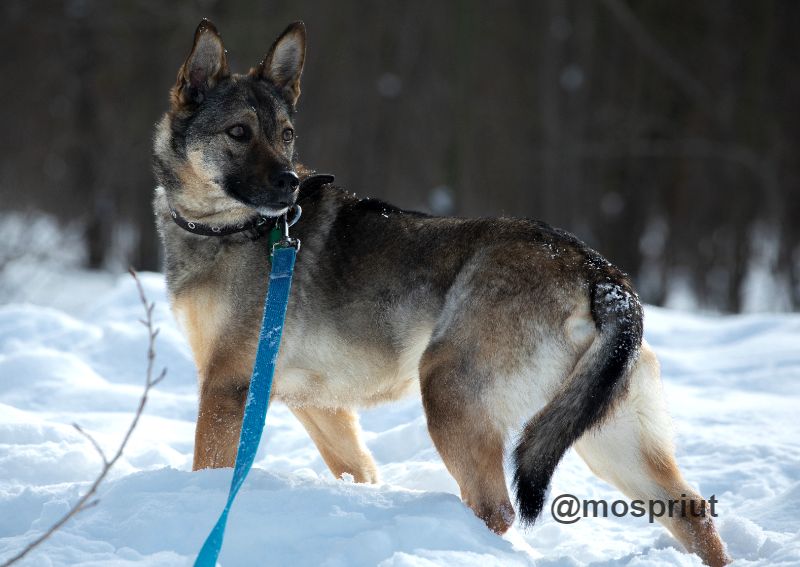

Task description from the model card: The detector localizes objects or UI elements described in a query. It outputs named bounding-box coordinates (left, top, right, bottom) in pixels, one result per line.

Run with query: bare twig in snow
left=0, top=269, right=167, bottom=567
left=72, top=423, right=109, bottom=466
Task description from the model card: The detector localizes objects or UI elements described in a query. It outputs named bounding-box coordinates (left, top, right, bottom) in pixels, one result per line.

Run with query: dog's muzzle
left=272, top=170, right=300, bottom=192
left=252, top=170, right=300, bottom=211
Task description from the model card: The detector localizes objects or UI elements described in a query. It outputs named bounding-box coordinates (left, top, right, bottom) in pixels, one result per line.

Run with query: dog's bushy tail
left=512, top=270, right=643, bottom=525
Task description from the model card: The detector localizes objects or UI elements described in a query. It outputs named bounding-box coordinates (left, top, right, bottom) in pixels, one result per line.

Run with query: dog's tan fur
left=173, top=285, right=232, bottom=379
left=420, top=352, right=513, bottom=534
left=154, top=20, right=730, bottom=566
left=644, top=448, right=729, bottom=567
left=573, top=347, right=728, bottom=567
left=290, top=407, right=378, bottom=483
left=194, top=378, right=247, bottom=470
left=155, top=118, right=255, bottom=227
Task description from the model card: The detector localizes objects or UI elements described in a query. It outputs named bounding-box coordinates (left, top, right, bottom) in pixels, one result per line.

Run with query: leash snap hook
left=275, top=204, right=302, bottom=252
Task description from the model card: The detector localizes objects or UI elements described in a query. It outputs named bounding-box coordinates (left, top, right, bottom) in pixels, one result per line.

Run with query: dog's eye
left=282, top=128, right=294, bottom=143
left=227, top=124, right=251, bottom=141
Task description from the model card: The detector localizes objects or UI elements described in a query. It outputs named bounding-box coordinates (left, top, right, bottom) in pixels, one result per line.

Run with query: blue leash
left=194, top=212, right=301, bottom=567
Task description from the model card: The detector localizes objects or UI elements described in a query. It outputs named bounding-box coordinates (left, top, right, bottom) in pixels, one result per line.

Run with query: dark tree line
left=1, top=0, right=798, bottom=312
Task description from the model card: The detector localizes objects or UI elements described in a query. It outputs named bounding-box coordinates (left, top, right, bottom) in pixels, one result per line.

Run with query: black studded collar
left=168, top=173, right=334, bottom=240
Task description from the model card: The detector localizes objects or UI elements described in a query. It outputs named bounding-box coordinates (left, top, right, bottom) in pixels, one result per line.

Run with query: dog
left=152, top=20, right=729, bottom=566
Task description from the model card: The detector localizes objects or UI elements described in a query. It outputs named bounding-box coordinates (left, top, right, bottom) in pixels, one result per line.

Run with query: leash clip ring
left=286, top=205, right=302, bottom=229
left=275, top=205, right=302, bottom=251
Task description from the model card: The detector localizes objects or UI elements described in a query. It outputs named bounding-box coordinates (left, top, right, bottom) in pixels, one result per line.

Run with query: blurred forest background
left=0, top=0, right=798, bottom=312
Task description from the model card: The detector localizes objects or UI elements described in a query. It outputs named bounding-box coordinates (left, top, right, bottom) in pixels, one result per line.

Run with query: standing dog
left=153, top=20, right=729, bottom=566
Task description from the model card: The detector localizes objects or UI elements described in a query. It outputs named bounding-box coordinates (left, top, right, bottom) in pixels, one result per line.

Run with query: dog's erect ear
left=171, top=19, right=229, bottom=109
left=251, top=22, right=306, bottom=108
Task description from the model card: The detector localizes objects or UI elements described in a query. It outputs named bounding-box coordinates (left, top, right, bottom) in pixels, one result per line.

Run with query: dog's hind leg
left=419, top=340, right=515, bottom=534
left=290, top=406, right=379, bottom=483
left=574, top=345, right=729, bottom=566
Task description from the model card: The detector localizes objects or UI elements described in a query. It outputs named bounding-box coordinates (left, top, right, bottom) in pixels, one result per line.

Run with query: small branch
left=72, top=423, right=108, bottom=466
left=600, top=0, right=710, bottom=103
left=0, top=269, right=167, bottom=567
left=77, top=499, right=100, bottom=512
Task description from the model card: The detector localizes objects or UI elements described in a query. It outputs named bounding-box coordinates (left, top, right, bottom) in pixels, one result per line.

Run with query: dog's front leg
left=193, top=378, right=249, bottom=470
left=290, top=406, right=379, bottom=483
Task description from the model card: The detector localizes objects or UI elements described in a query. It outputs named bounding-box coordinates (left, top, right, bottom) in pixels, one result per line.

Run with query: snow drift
left=0, top=273, right=798, bottom=566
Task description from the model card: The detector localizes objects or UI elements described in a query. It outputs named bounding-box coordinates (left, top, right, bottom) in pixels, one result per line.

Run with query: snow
left=1, top=273, right=798, bottom=566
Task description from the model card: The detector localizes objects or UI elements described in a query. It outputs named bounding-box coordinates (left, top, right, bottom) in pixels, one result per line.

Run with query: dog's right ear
left=171, top=19, right=229, bottom=110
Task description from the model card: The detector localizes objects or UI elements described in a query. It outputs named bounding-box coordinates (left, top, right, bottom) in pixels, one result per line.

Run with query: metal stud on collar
left=168, top=206, right=277, bottom=239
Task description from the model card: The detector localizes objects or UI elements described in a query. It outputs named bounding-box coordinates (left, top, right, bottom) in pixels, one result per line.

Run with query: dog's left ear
left=251, top=22, right=306, bottom=108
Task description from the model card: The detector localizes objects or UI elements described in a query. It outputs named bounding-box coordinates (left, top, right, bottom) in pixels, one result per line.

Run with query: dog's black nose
left=272, top=171, right=300, bottom=191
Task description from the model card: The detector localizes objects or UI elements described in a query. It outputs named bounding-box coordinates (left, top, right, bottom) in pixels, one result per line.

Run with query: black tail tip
left=513, top=467, right=549, bottom=527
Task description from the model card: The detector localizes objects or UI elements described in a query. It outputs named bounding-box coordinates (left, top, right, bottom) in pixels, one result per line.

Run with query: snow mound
left=1, top=273, right=798, bottom=565
left=1, top=468, right=528, bottom=567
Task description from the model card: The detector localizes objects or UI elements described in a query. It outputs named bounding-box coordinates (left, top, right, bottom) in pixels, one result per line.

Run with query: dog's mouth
left=256, top=204, right=291, bottom=217
left=229, top=187, right=299, bottom=217
left=222, top=169, right=301, bottom=216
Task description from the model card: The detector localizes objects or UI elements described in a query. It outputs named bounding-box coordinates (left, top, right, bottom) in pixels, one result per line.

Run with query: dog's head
left=154, top=20, right=306, bottom=221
